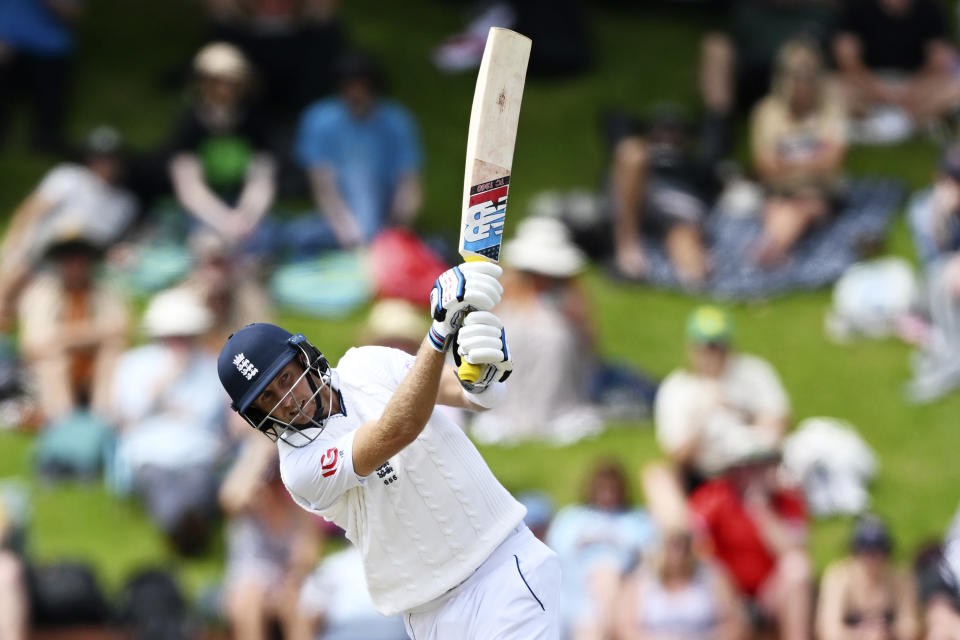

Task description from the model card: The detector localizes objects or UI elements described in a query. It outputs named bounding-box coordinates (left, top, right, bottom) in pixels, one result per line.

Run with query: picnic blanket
left=638, top=179, right=904, bottom=300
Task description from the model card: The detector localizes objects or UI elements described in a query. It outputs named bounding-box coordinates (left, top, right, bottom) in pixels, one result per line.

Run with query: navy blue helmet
left=218, top=323, right=332, bottom=446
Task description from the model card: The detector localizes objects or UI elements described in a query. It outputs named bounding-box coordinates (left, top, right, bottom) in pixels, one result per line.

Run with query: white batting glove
left=428, top=262, right=503, bottom=352
left=455, top=311, right=513, bottom=392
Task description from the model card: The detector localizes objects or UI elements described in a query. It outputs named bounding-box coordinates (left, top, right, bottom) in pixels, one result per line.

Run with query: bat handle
left=458, top=358, right=483, bottom=384
left=457, top=255, right=494, bottom=384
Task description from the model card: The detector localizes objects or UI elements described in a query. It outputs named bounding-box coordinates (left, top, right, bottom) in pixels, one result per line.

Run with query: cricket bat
left=458, top=27, right=531, bottom=383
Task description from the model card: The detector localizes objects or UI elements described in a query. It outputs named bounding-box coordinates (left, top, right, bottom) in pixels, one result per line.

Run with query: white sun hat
left=503, top=216, right=586, bottom=278
left=193, top=42, right=251, bottom=81
left=143, top=287, right=214, bottom=338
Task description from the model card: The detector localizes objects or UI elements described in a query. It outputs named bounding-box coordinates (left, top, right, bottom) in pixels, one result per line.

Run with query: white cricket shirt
left=277, top=346, right=526, bottom=616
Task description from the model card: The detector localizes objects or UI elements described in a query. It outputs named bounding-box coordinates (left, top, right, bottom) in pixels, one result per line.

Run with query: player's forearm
left=353, top=338, right=445, bottom=476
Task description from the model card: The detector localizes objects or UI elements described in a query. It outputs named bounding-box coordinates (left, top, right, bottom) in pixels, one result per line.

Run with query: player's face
left=253, top=360, right=321, bottom=425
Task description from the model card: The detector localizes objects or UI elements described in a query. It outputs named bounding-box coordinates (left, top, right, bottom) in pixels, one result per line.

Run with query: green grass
left=0, top=0, right=955, bottom=600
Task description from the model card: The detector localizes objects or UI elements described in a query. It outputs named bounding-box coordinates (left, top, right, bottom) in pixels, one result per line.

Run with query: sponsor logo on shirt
left=321, top=447, right=339, bottom=478
left=376, top=461, right=398, bottom=486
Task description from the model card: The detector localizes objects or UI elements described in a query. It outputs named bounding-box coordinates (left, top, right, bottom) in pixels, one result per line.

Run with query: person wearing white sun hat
left=470, top=216, right=604, bottom=445
left=109, top=287, right=239, bottom=555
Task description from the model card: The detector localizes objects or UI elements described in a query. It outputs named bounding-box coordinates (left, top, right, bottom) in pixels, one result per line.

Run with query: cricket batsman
left=217, top=261, right=560, bottom=639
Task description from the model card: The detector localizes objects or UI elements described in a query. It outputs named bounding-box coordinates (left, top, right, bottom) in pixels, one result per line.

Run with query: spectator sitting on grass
left=293, top=51, right=423, bottom=249
left=167, top=42, right=275, bottom=249
left=547, top=459, right=658, bottom=640
left=17, top=234, right=129, bottom=423
left=750, top=37, right=847, bottom=267
left=607, top=93, right=731, bottom=287
left=905, top=143, right=960, bottom=402
left=655, top=305, right=790, bottom=492
left=689, top=432, right=811, bottom=640
left=0, top=126, right=136, bottom=329
left=469, top=216, right=603, bottom=444
left=615, top=526, right=748, bottom=640
left=219, top=438, right=321, bottom=640
left=817, top=514, right=919, bottom=640
left=180, top=230, right=273, bottom=352
left=833, top=0, right=960, bottom=136
left=110, top=287, right=236, bottom=555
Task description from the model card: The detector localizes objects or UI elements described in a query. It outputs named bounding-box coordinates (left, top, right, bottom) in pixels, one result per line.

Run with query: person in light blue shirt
left=547, top=459, right=659, bottom=640
left=0, top=0, right=82, bottom=151
left=293, top=52, right=423, bottom=249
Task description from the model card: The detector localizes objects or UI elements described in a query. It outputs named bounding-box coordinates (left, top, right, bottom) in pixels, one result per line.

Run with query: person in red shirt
left=690, top=434, right=811, bottom=640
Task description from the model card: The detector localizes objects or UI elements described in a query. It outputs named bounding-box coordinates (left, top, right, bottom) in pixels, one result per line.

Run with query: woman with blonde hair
left=615, top=527, right=747, bottom=640
left=750, top=37, right=848, bottom=266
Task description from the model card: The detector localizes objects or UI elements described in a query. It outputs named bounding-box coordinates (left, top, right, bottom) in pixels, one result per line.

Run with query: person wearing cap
left=293, top=50, right=423, bottom=249
left=109, top=287, right=237, bottom=555
left=688, top=429, right=811, bottom=640
left=0, top=125, right=136, bottom=328
left=216, top=261, right=560, bottom=638
left=167, top=42, right=275, bottom=248
left=654, top=305, right=790, bottom=489
left=817, top=514, right=919, bottom=640
left=469, top=216, right=604, bottom=444
left=17, top=233, right=129, bottom=423
left=904, top=143, right=960, bottom=402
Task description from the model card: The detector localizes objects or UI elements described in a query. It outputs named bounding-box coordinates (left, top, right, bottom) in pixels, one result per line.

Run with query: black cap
left=941, top=144, right=960, bottom=181
left=851, top=514, right=893, bottom=554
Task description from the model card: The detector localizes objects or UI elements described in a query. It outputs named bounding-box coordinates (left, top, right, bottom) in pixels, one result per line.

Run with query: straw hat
left=503, top=217, right=586, bottom=278
left=143, top=287, right=214, bottom=338
left=362, top=299, right=428, bottom=345
left=193, top=42, right=250, bottom=81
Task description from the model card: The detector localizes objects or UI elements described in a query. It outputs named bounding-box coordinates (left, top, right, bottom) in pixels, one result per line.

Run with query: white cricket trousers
left=402, top=524, right=561, bottom=640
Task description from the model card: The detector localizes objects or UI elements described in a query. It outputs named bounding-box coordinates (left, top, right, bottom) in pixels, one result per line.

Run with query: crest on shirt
left=233, top=352, right=259, bottom=381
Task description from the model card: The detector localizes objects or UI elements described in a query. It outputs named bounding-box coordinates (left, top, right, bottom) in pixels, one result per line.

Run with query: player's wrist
left=461, top=376, right=506, bottom=409
left=428, top=322, right=452, bottom=352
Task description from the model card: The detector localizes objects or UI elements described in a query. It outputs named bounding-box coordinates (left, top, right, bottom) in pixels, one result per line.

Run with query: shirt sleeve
left=294, top=104, right=336, bottom=169
left=36, top=165, right=78, bottom=204
left=281, top=429, right=366, bottom=512
left=740, top=356, right=790, bottom=416
left=654, top=372, right=700, bottom=455
left=388, top=104, right=423, bottom=175
left=338, top=346, right=414, bottom=389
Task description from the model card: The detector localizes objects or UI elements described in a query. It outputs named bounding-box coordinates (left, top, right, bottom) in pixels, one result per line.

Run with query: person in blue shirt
left=293, top=52, right=423, bottom=249
left=547, top=459, right=658, bottom=640
left=0, top=0, right=82, bottom=152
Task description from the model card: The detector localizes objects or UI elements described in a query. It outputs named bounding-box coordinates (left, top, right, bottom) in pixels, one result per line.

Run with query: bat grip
left=457, top=256, right=493, bottom=384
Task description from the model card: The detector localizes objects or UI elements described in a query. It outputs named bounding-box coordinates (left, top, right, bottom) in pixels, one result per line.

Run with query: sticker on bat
left=463, top=177, right=509, bottom=260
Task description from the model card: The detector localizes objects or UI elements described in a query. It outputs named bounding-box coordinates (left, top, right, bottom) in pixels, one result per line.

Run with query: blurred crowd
left=6, top=0, right=960, bottom=638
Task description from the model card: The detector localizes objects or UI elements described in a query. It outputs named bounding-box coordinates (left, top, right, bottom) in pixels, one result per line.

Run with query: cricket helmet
left=218, top=323, right=332, bottom=446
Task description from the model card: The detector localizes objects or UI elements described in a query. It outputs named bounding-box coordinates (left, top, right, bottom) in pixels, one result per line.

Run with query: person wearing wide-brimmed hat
left=0, top=125, right=136, bottom=328
left=17, top=232, right=129, bottom=422
left=470, top=216, right=604, bottom=445
left=689, top=429, right=811, bottom=640
left=109, top=287, right=235, bottom=555
left=167, top=42, right=276, bottom=249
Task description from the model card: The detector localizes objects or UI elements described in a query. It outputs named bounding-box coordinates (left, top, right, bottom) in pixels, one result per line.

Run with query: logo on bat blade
left=463, top=197, right=506, bottom=244
left=463, top=179, right=509, bottom=258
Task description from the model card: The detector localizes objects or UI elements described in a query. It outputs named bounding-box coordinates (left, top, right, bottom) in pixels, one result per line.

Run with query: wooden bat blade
left=459, top=27, right=531, bottom=263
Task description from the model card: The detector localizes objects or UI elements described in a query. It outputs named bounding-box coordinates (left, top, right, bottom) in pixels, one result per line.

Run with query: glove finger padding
left=461, top=276, right=503, bottom=310
left=459, top=261, right=503, bottom=281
